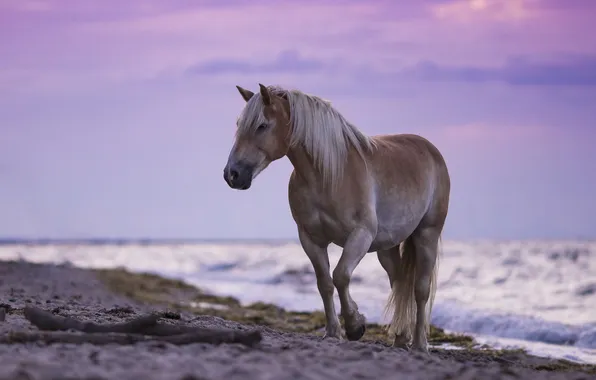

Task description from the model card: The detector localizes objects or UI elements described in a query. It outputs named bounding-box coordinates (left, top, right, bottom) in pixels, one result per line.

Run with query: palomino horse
left=223, top=84, right=450, bottom=353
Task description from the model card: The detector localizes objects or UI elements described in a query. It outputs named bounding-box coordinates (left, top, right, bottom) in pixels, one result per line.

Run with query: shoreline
left=0, top=259, right=595, bottom=379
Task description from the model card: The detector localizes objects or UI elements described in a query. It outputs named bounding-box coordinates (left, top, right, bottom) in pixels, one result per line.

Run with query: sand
left=0, top=260, right=594, bottom=380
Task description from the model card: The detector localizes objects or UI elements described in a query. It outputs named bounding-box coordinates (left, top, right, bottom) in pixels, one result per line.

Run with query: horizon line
left=0, top=237, right=594, bottom=246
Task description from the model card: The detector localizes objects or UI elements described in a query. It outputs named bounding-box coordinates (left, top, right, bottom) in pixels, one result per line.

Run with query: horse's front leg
left=333, top=227, right=374, bottom=341
left=298, top=228, right=342, bottom=340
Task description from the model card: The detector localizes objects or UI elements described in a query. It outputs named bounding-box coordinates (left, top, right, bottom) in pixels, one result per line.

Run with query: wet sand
left=0, top=259, right=594, bottom=380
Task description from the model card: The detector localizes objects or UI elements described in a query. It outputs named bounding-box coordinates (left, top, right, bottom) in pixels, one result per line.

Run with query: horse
left=222, top=84, right=450, bottom=353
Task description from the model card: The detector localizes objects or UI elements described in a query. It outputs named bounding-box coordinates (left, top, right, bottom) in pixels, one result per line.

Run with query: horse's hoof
left=322, top=332, right=342, bottom=341
left=392, top=334, right=411, bottom=350
left=411, top=343, right=429, bottom=355
left=392, top=342, right=410, bottom=351
left=345, top=324, right=366, bottom=341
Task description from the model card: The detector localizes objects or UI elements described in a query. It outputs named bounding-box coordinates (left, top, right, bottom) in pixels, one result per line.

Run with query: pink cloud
left=378, top=0, right=596, bottom=66
left=1, top=0, right=594, bottom=94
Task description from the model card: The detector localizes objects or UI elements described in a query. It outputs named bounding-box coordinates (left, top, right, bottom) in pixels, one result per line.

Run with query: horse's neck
left=287, top=144, right=326, bottom=188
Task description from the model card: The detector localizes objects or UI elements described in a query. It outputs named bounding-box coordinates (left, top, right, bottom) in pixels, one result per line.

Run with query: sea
left=1, top=239, right=595, bottom=364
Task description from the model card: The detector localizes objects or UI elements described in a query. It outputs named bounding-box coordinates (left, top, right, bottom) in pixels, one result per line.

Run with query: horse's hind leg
left=409, top=226, right=441, bottom=353
left=378, top=243, right=416, bottom=349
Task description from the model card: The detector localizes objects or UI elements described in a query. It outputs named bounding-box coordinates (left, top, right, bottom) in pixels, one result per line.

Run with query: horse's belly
left=290, top=186, right=428, bottom=251
left=369, top=224, right=415, bottom=252
left=368, top=203, right=427, bottom=252
left=306, top=215, right=416, bottom=252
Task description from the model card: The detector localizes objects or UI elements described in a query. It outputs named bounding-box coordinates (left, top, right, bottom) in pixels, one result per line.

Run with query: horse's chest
left=290, top=194, right=352, bottom=245
left=308, top=210, right=350, bottom=246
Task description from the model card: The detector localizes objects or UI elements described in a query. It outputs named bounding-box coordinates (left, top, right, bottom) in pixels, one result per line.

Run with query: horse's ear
left=258, top=83, right=271, bottom=106
left=236, top=85, right=254, bottom=102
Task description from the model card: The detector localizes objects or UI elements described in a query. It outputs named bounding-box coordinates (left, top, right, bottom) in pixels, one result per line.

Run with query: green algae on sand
left=95, top=267, right=596, bottom=375
left=95, top=267, right=471, bottom=345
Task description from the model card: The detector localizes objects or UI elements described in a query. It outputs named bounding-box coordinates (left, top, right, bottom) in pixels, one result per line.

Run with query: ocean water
left=1, top=240, right=595, bottom=364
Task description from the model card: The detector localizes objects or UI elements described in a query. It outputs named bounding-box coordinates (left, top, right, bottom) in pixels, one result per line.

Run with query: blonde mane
left=237, top=85, right=375, bottom=187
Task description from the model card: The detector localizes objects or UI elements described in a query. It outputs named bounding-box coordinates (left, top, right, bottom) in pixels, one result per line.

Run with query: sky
left=0, top=0, right=595, bottom=241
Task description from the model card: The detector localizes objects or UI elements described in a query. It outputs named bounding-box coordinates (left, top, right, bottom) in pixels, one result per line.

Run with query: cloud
left=186, top=52, right=596, bottom=88
left=405, top=55, right=596, bottom=86
left=186, top=50, right=328, bottom=76
left=430, top=0, right=596, bottom=21
left=1, top=0, right=595, bottom=95
left=534, top=0, right=596, bottom=11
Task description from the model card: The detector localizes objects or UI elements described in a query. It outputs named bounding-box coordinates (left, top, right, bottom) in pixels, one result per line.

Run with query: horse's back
left=369, top=133, right=449, bottom=186
left=371, top=133, right=446, bottom=165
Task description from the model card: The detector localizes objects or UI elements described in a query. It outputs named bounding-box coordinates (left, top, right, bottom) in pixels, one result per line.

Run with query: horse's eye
left=256, top=124, right=267, bottom=132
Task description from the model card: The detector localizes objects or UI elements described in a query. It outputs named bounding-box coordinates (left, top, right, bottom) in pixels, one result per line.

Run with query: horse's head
left=223, top=84, right=291, bottom=190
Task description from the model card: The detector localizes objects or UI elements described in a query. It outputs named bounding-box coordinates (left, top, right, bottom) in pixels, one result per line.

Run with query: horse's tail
left=382, top=234, right=440, bottom=342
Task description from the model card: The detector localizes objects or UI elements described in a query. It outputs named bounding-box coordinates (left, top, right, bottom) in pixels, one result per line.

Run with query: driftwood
left=0, top=306, right=262, bottom=347
left=24, top=306, right=161, bottom=334
left=24, top=307, right=215, bottom=337
left=0, top=329, right=262, bottom=346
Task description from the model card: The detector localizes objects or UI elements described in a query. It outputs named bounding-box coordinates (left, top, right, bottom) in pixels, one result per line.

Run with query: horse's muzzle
left=223, top=161, right=254, bottom=190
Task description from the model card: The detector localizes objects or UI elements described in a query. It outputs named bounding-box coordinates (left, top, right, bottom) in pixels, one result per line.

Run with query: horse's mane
left=237, top=85, right=375, bottom=187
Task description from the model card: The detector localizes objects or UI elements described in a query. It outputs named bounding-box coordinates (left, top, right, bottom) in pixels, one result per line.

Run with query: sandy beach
left=0, top=259, right=594, bottom=380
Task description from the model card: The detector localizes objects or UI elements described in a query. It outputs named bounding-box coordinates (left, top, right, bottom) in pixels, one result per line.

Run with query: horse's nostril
left=229, top=169, right=239, bottom=181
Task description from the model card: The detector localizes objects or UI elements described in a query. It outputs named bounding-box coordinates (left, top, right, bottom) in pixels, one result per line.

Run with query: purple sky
left=1, top=0, right=595, bottom=240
